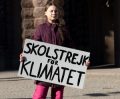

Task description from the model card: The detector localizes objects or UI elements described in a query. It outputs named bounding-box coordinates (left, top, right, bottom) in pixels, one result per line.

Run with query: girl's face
left=45, top=5, right=59, bottom=23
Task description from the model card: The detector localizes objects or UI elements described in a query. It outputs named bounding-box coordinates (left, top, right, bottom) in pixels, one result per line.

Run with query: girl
left=20, top=2, right=90, bottom=99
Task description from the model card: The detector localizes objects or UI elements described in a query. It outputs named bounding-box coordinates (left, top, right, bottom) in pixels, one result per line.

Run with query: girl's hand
left=19, top=53, right=26, bottom=62
left=85, top=60, right=90, bottom=67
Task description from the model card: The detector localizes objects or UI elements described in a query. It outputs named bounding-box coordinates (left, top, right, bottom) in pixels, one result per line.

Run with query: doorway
left=0, top=0, right=22, bottom=70
left=64, top=0, right=115, bottom=67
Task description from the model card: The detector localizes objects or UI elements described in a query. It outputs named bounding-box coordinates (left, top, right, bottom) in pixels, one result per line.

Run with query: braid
left=55, top=19, right=65, bottom=42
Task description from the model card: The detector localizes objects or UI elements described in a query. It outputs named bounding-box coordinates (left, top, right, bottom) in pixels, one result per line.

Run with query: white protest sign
left=18, top=39, right=90, bottom=89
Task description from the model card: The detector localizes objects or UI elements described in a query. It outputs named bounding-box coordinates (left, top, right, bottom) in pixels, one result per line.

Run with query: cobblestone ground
left=0, top=68, right=120, bottom=99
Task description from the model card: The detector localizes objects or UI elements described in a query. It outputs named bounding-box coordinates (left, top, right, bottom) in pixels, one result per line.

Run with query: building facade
left=0, top=0, right=119, bottom=71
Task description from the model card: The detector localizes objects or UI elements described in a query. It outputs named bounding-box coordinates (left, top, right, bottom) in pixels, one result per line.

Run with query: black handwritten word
left=24, top=42, right=89, bottom=66
left=20, top=60, right=85, bottom=86
left=47, top=59, right=58, bottom=65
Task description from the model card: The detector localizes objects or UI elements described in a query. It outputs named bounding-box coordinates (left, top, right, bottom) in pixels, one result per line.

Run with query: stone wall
left=21, top=0, right=64, bottom=39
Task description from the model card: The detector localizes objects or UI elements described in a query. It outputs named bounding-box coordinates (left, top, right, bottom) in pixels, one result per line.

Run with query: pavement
left=0, top=68, right=120, bottom=99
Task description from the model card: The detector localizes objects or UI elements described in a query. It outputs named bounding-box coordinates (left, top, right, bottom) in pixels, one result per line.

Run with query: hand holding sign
left=18, top=39, right=90, bottom=89
left=19, top=53, right=27, bottom=62
left=85, top=60, right=90, bottom=67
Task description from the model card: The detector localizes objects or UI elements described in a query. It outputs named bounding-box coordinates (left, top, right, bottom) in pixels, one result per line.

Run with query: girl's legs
left=51, top=86, right=64, bottom=99
left=32, top=84, right=49, bottom=99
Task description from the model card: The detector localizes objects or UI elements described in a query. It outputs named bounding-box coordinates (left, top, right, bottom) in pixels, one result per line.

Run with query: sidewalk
left=0, top=68, right=120, bottom=99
